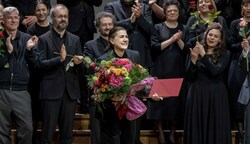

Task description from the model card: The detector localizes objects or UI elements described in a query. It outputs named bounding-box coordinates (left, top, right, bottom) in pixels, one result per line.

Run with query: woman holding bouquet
left=147, top=0, right=188, bottom=143
left=228, top=0, right=250, bottom=143
left=184, top=23, right=231, bottom=144
left=97, top=26, right=140, bottom=144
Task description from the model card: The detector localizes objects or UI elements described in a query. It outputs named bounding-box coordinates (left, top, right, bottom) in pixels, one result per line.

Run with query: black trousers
left=100, top=115, right=136, bottom=144
left=41, top=91, right=76, bottom=144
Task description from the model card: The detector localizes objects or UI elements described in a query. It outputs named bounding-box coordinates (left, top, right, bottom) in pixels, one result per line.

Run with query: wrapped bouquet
left=88, top=58, right=155, bottom=120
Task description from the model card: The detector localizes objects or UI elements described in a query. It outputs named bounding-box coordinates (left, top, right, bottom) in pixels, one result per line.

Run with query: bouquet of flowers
left=88, top=58, right=155, bottom=120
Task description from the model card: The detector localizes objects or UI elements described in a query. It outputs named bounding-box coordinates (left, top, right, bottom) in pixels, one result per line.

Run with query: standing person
left=184, top=23, right=231, bottom=144
left=239, top=23, right=250, bottom=144
left=147, top=0, right=188, bottom=143
left=36, top=4, right=83, bottom=143
left=56, top=0, right=102, bottom=117
left=26, top=0, right=51, bottom=143
left=104, top=2, right=153, bottom=143
left=97, top=26, right=140, bottom=144
left=2, top=0, right=50, bottom=32
left=83, top=11, right=116, bottom=144
left=228, top=0, right=250, bottom=143
left=0, top=6, right=38, bottom=144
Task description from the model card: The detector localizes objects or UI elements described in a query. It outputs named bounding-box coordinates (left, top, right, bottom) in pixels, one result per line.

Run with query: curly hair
left=202, top=22, right=225, bottom=63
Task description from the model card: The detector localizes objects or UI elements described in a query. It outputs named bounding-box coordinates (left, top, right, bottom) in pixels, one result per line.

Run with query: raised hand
left=131, top=3, right=142, bottom=20
left=190, top=47, right=199, bottom=64
left=27, top=35, right=38, bottom=50
left=195, top=42, right=206, bottom=57
left=149, top=0, right=157, bottom=5
left=171, top=31, right=182, bottom=42
left=6, top=35, right=13, bottom=54
left=60, top=44, right=66, bottom=62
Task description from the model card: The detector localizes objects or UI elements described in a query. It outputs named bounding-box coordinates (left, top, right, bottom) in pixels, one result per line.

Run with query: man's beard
left=55, top=22, right=67, bottom=30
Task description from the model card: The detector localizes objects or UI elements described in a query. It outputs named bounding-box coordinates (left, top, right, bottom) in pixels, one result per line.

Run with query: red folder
left=149, top=78, right=184, bottom=98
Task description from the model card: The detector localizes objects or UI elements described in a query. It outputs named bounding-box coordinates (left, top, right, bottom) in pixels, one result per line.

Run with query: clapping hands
left=190, top=42, right=206, bottom=64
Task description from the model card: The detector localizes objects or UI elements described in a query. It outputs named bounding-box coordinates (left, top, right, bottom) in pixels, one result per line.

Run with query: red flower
left=0, top=31, right=3, bottom=39
left=208, top=4, right=214, bottom=10
left=89, top=62, right=96, bottom=69
left=189, top=1, right=196, bottom=9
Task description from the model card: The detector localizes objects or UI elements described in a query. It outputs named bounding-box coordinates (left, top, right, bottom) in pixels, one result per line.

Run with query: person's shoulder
left=18, top=30, right=31, bottom=39
left=26, top=23, right=36, bottom=35
left=66, top=31, right=80, bottom=40
left=231, top=18, right=241, bottom=25
left=105, top=1, right=119, bottom=6
left=126, top=49, right=139, bottom=55
left=39, top=30, right=51, bottom=38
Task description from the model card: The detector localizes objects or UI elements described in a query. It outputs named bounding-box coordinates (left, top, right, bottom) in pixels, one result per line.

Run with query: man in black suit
left=36, top=4, right=84, bottom=143
left=57, top=0, right=102, bottom=117
left=83, top=11, right=116, bottom=144
left=57, top=0, right=102, bottom=47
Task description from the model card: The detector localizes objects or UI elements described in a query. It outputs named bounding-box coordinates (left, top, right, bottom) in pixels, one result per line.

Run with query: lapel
left=49, top=31, right=60, bottom=53
left=117, top=1, right=128, bottom=19
left=64, top=31, right=70, bottom=53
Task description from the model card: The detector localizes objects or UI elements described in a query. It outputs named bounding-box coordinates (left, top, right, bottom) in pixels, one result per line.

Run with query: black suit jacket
left=37, top=29, right=83, bottom=100
left=84, top=36, right=108, bottom=60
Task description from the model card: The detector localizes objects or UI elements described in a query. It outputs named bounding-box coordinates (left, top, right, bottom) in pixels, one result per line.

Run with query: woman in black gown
left=147, top=0, right=188, bottom=143
left=184, top=23, right=231, bottom=144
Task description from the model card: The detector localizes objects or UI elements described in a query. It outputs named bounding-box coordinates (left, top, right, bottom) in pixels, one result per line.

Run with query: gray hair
left=95, top=11, right=116, bottom=27
left=50, top=4, right=68, bottom=18
left=3, top=7, right=19, bottom=18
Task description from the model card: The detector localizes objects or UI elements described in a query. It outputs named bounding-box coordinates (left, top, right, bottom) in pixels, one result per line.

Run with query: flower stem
left=247, top=51, right=249, bottom=72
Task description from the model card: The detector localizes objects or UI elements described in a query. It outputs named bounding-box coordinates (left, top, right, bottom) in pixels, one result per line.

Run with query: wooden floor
left=10, top=113, right=240, bottom=144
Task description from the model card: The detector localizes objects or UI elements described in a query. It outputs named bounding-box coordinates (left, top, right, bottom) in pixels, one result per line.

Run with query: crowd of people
left=0, top=0, right=250, bottom=144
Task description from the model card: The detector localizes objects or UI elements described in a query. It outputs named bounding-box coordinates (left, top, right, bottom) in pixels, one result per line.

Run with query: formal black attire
left=57, top=0, right=102, bottom=47
left=147, top=22, right=188, bottom=121
left=238, top=52, right=250, bottom=144
left=27, top=22, right=52, bottom=121
left=184, top=50, right=231, bottom=144
left=0, top=30, right=35, bottom=144
left=228, top=19, right=248, bottom=123
left=83, top=36, right=109, bottom=144
left=97, top=48, right=140, bottom=144
left=27, top=22, right=51, bottom=144
left=37, top=29, right=83, bottom=143
left=104, top=0, right=153, bottom=69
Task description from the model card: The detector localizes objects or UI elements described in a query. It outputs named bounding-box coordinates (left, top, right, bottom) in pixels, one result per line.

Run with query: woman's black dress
left=184, top=51, right=231, bottom=144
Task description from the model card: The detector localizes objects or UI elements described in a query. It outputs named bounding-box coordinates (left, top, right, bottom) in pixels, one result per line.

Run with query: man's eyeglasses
left=53, top=15, right=68, bottom=19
